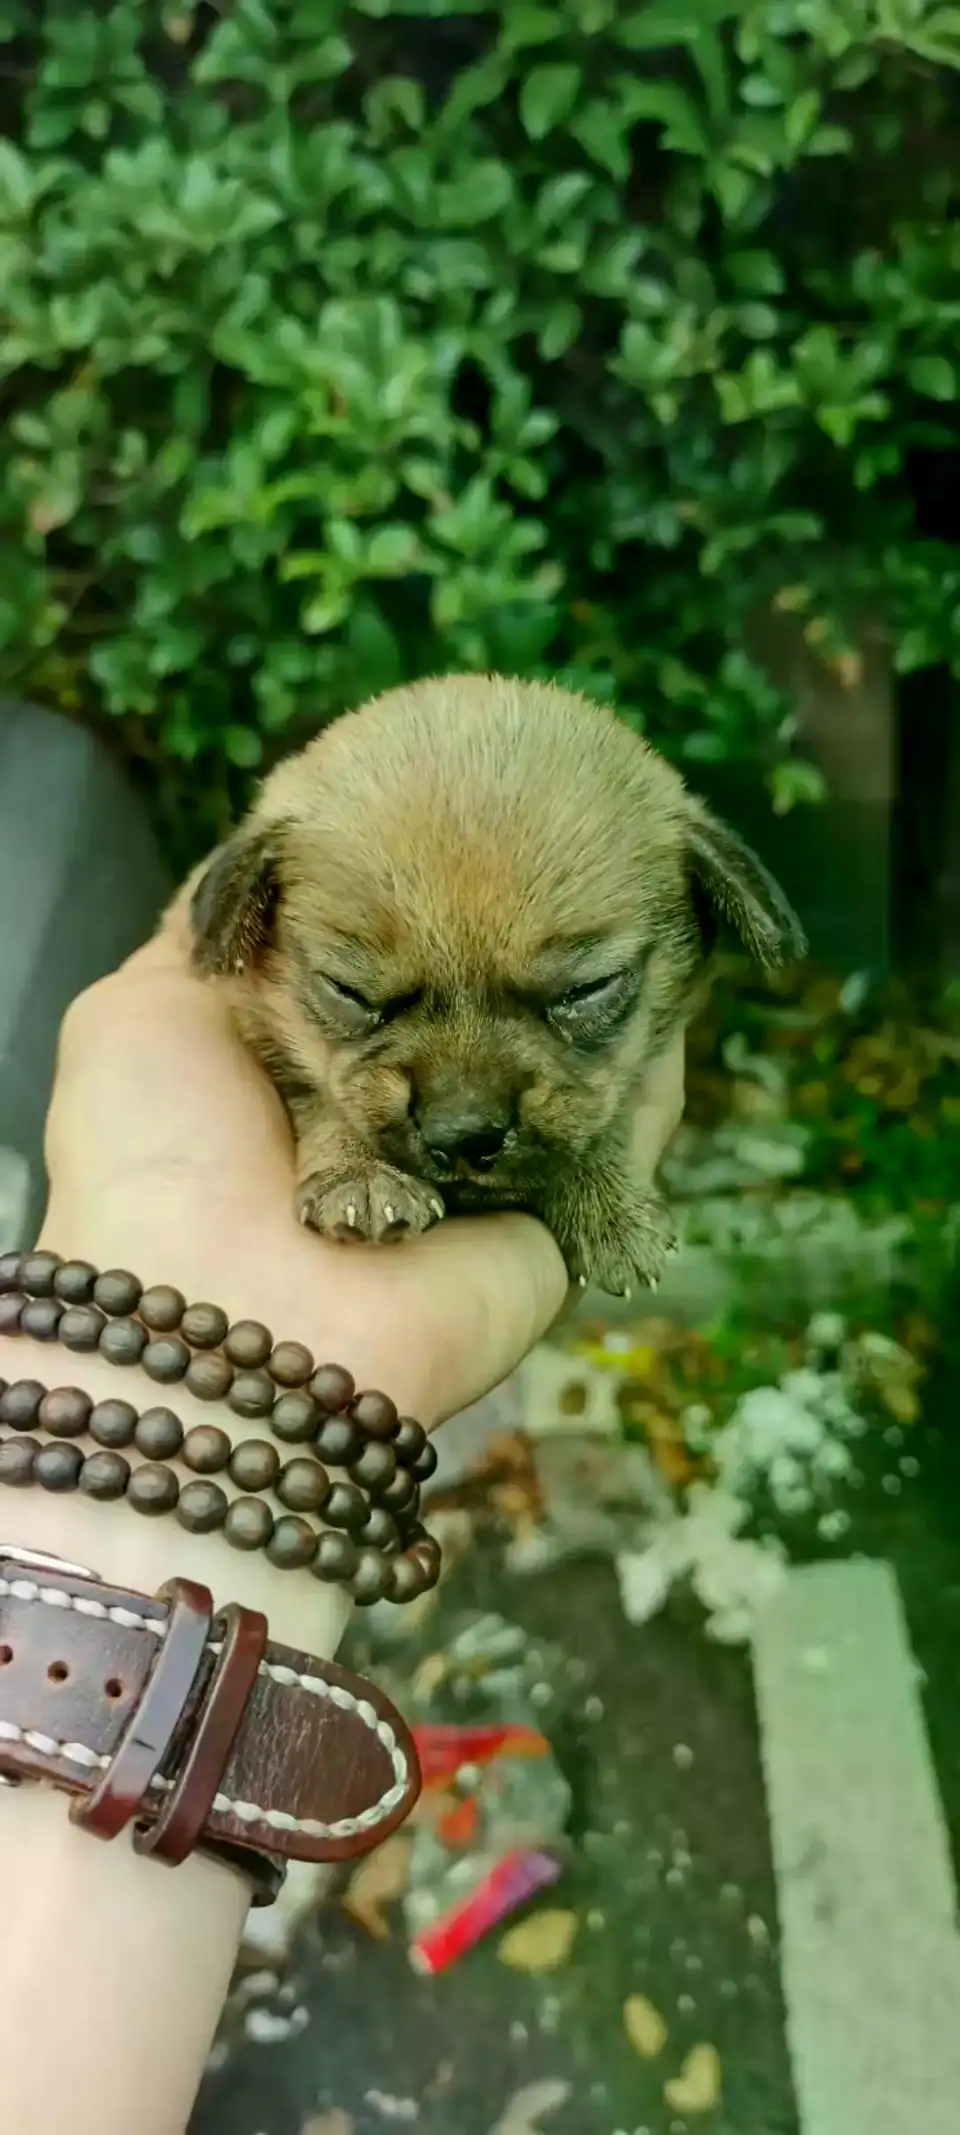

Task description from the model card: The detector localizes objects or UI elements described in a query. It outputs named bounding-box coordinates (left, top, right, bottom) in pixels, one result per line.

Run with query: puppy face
left=191, top=676, right=804, bottom=1208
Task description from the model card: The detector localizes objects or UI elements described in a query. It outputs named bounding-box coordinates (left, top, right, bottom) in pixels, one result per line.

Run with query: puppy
left=189, top=675, right=805, bottom=1295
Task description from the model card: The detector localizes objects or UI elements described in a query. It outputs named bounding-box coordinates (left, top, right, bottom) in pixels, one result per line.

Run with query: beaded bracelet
left=0, top=1250, right=443, bottom=1608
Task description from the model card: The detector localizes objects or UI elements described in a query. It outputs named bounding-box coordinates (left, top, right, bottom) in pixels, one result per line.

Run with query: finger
left=353, top=1211, right=568, bottom=1423
left=627, top=1031, right=686, bottom=1177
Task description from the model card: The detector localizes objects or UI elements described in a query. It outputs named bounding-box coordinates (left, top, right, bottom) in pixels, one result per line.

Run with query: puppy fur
left=190, top=675, right=805, bottom=1294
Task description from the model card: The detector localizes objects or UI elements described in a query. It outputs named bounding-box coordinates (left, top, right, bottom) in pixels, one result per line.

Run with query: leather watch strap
left=0, top=1545, right=420, bottom=1894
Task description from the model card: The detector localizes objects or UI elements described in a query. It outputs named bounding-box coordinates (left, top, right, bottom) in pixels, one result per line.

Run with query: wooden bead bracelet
left=0, top=1250, right=442, bottom=1608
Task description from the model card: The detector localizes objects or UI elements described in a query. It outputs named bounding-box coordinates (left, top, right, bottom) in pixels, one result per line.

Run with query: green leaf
left=728, top=249, right=784, bottom=295
left=437, top=160, right=513, bottom=225
left=519, top=62, right=581, bottom=140
left=909, top=354, right=957, bottom=402
left=364, top=75, right=425, bottom=134
left=571, top=100, right=631, bottom=178
left=500, top=4, right=563, bottom=46
left=740, top=73, right=782, bottom=107
left=365, top=523, right=421, bottom=573
left=538, top=301, right=582, bottom=359
left=770, top=758, right=827, bottom=814
left=785, top=87, right=821, bottom=150
left=0, top=140, right=35, bottom=216
left=620, top=79, right=709, bottom=153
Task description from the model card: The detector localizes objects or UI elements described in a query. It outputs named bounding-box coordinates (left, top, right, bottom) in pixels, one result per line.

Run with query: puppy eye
left=546, top=968, right=636, bottom=1044
left=315, top=973, right=382, bottom=1026
left=556, top=971, right=629, bottom=1011
left=322, top=974, right=376, bottom=1011
left=314, top=973, right=421, bottom=1027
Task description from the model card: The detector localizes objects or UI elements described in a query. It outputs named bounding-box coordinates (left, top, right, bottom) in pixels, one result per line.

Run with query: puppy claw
left=431, top=1198, right=445, bottom=1220
left=297, top=1166, right=443, bottom=1247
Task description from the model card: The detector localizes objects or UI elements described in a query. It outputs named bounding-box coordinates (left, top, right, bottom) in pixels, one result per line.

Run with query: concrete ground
left=192, top=1319, right=960, bottom=2135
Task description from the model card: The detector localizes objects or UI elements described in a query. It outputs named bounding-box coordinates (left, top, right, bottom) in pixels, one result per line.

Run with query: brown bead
left=53, top=1259, right=97, bottom=1304
left=228, top=1369, right=275, bottom=1420
left=359, top=1505, right=400, bottom=1554
left=0, top=1435, right=39, bottom=1485
left=269, top=1340, right=314, bottom=1388
left=128, top=1463, right=179, bottom=1516
left=0, top=1251, right=22, bottom=1293
left=411, top=1439, right=439, bottom=1481
left=80, top=1450, right=131, bottom=1501
left=311, top=1530, right=360, bottom=1583
left=394, top=1416, right=427, bottom=1464
left=89, top=1398, right=138, bottom=1449
left=138, top=1283, right=186, bottom=1332
left=409, top=1530, right=442, bottom=1577
left=388, top=1552, right=429, bottom=1604
left=177, top=1479, right=227, bottom=1534
left=38, top=1386, right=93, bottom=1439
left=277, top=1458, right=330, bottom=1513
left=60, top=1303, right=106, bottom=1352
left=0, top=1294, right=22, bottom=1335
left=406, top=1523, right=440, bottom=1564
left=182, top=1425, right=231, bottom=1475
left=350, top=1441, right=397, bottom=1493
left=224, top=1496, right=274, bottom=1551
left=99, top=1315, right=147, bottom=1366
left=228, top=1437, right=280, bottom=1492
left=378, top=1468, right=417, bottom=1515
left=180, top=1301, right=229, bottom=1350
left=93, top=1268, right=142, bottom=1316
left=350, top=1389, right=399, bottom=1441
left=314, top=1414, right=360, bottom=1467
left=34, top=1442, right=83, bottom=1492
left=142, top=1335, right=190, bottom=1384
left=135, top=1407, right=184, bottom=1460
left=323, top=1480, right=368, bottom=1532
left=18, top=1249, right=61, bottom=1296
left=270, top=1391, right=317, bottom=1443
left=21, top=1296, right=64, bottom=1341
left=310, top=1363, right=355, bottom=1412
left=266, top=1516, right=317, bottom=1570
left=224, top=1318, right=272, bottom=1369
left=185, top=1350, right=234, bottom=1402
left=350, top=1548, right=390, bottom=1606
left=0, top=1379, right=44, bottom=1429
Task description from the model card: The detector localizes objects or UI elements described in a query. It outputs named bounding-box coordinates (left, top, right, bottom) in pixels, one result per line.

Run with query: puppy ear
left=189, top=826, right=280, bottom=976
left=683, top=800, right=806, bottom=970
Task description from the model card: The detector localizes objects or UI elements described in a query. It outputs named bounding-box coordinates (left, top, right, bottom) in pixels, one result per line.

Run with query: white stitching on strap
left=0, top=1573, right=409, bottom=1841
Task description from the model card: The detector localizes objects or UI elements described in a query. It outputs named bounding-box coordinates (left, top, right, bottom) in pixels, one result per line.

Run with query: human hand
left=38, top=897, right=570, bottom=1428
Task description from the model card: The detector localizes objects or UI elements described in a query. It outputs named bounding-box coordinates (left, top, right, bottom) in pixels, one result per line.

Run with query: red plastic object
left=410, top=1847, right=562, bottom=1975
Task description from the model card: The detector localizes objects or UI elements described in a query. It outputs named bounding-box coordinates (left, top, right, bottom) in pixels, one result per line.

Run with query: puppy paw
left=563, top=1193, right=678, bottom=1299
left=593, top=1195, right=678, bottom=1297
left=296, top=1164, right=444, bottom=1245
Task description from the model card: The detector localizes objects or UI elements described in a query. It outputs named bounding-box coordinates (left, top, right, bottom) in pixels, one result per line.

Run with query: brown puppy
left=189, top=675, right=805, bottom=1295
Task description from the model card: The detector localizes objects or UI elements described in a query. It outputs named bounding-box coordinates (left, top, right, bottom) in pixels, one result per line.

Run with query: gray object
left=0, top=698, right=171, bottom=1246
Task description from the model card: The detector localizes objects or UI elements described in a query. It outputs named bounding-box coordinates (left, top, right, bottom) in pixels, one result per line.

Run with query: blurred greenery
left=2, top=0, right=960, bottom=860
left=687, top=961, right=960, bottom=1223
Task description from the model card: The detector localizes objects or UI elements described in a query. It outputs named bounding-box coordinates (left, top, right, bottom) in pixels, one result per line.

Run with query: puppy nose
left=420, top=1109, right=509, bottom=1170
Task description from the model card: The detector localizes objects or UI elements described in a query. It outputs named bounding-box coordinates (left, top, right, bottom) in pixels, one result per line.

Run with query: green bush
left=2, top=0, right=960, bottom=859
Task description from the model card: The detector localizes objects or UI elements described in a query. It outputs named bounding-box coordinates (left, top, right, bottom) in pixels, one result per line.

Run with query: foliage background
left=2, top=0, right=960, bottom=862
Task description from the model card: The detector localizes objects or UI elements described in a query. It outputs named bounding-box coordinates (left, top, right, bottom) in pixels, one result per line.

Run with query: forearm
left=0, top=1324, right=355, bottom=2135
